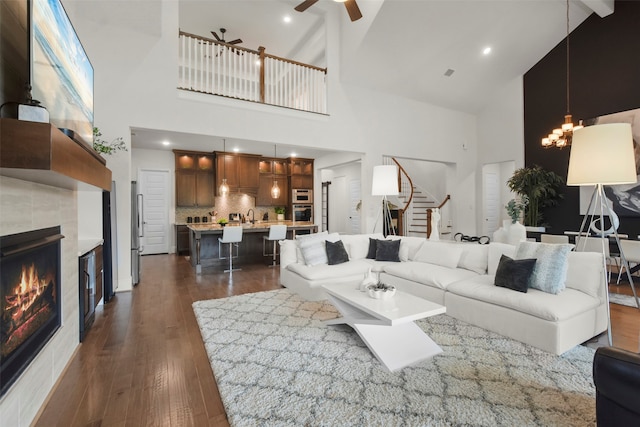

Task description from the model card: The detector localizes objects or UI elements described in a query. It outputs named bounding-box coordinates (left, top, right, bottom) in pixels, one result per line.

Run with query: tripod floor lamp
left=567, top=123, right=639, bottom=346
left=372, top=165, right=399, bottom=236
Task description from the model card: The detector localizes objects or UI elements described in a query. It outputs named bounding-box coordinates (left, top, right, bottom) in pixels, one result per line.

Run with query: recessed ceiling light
left=162, top=141, right=170, bottom=146
left=290, top=152, right=297, bottom=157
left=483, top=47, right=492, bottom=55
left=233, top=147, right=239, bottom=152
left=255, top=60, right=261, bottom=67
left=283, top=15, right=291, bottom=23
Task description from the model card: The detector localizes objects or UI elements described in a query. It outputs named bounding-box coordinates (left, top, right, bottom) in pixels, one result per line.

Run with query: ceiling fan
left=295, top=0, right=362, bottom=22
left=210, top=28, right=243, bottom=46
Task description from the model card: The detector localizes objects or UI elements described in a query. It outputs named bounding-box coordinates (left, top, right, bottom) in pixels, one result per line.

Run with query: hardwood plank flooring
left=33, top=255, right=640, bottom=426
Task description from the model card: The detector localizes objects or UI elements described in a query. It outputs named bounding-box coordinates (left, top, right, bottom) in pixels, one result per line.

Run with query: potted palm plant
left=507, top=165, right=564, bottom=230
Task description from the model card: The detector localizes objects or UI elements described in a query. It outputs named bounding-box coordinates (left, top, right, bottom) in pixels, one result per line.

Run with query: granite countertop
left=187, top=221, right=316, bottom=232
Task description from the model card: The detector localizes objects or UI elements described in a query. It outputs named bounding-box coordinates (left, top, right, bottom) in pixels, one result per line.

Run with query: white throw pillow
left=515, top=241, right=573, bottom=294
left=413, top=241, right=463, bottom=269
left=299, top=238, right=328, bottom=266
left=487, top=242, right=516, bottom=275
left=295, top=231, right=328, bottom=264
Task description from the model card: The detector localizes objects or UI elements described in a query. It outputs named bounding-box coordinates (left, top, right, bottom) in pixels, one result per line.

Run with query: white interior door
left=483, top=168, right=500, bottom=236
left=139, top=169, right=169, bottom=255
left=349, top=178, right=361, bottom=234
left=329, top=176, right=348, bottom=234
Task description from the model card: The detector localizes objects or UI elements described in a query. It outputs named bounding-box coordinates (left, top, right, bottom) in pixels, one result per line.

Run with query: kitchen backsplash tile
left=175, top=194, right=284, bottom=224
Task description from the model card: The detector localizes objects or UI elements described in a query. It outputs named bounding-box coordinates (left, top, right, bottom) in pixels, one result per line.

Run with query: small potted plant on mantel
left=274, top=207, right=285, bottom=221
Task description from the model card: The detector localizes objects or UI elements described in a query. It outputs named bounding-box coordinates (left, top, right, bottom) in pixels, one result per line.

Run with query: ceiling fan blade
left=227, top=38, right=242, bottom=45
left=295, top=0, right=319, bottom=12
left=344, top=0, right=362, bottom=22
left=211, top=31, right=222, bottom=42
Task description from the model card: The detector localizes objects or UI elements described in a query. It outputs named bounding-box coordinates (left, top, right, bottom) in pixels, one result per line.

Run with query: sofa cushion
left=287, top=259, right=371, bottom=281
left=297, top=232, right=341, bottom=266
left=340, top=234, right=384, bottom=260
left=326, top=240, right=349, bottom=265
left=457, top=243, right=490, bottom=274
left=413, top=241, right=463, bottom=269
left=383, top=261, right=478, bottom=290
left=295, top=231, right=328, bottom=263
left=494, top=255, right=536, bottom=293
left=366, top=238, right=378, bottom=259
left=376, top=239, right=401, bottom=262
left=447, top=275, right=601, bottom=321
left=565, top=251, right=605, bottom=299
left=515, top=241, right=573, bottom=294
left=488, top=242, right=516, bottom=275
left=386, top=236, right=426, bottom=261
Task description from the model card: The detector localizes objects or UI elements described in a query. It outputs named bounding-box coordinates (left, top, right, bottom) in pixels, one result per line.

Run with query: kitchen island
left=187, top=221, right=317, bottom=273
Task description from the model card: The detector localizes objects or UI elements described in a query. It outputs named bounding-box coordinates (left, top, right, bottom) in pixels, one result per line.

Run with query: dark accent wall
left=524, top=0, right=640, bottom=237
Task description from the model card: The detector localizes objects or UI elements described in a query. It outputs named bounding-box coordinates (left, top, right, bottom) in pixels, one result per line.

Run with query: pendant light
left=219, top=139, right=229, bottom=196
left=271, top=144, right=281, bottom=199
left=541, top=0, right=583, bottom=149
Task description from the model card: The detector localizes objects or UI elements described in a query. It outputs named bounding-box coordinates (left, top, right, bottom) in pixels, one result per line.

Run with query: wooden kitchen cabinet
left=176, top=225, right=190, bottom=256
left=289, top=158, right=314, bottom=190
left=257, top=173, right=288, bottom=206
left=215, top=153, right=260, bottom=195
left=174, top=150, right=214, bottom=207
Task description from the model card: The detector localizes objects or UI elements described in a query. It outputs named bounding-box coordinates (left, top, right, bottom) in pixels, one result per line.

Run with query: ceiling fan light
left=562, top=122, right=573, bottom=132
left=573, top=124, right=584, bottom=131
left=542, top=138, right=552, bottom=147
left=556, top=139, right=567, bottom=148
left=549, top=134, right=559, bottom=142
left=553, top=128, right=563, bottom=136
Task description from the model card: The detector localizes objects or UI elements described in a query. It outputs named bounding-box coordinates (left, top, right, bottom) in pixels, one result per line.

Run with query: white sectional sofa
left=279, top=233, right=607, bottom=355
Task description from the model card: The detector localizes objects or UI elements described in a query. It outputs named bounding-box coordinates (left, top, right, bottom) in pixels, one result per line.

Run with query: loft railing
left=178, top=31, right=327, bottom=114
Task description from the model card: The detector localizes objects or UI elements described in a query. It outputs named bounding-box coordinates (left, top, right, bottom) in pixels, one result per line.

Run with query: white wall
left=64, top=0, right=486, bottom=290
left=321, top=161, right=362, bottom=233
left=476, top=76, right=525, bottom=233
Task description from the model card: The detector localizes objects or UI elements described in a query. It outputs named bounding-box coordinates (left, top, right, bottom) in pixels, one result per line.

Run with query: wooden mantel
left=0, top=119, right=112, bottom=191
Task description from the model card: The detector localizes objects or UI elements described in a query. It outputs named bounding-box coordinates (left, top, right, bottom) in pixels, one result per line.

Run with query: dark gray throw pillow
left=494, top=255, right=536, bottom=293
left=366, top=238, right=379, bottom=259
left=376, top=239, right=401, bottom=262
left=326, top=240, right=350, bottom=265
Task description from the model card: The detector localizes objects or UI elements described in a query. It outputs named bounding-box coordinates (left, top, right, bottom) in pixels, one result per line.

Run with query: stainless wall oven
left=292, top=189, right=313, bottom=203
left=293, top=205, right=313, bottom=222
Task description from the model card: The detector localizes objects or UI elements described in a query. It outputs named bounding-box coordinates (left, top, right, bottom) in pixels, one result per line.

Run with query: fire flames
left=4, top=263, right=53, bottom=321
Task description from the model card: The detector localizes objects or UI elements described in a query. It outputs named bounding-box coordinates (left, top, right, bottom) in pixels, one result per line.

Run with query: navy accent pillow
left=326, top=240, right=350, bottom=265
left=366, top=238, right=379, bottom=259
left=494, top=255, right=536, bottom=293
left=376, top=239, right=401, bottom=262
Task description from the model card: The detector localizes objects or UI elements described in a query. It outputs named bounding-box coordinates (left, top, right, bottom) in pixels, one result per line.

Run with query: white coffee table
left=322, top=283, right=446, bottom=372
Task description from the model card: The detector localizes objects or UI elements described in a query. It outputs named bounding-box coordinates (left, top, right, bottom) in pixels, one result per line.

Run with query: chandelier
left=541, top=0, right=583, bottom=149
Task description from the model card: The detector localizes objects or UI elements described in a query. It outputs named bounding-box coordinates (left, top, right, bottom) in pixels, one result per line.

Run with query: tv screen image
left=31, top=0, right=93, bottom=144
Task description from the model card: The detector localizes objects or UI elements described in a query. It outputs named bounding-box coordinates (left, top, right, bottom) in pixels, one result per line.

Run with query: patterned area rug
left=609, top=291, right=640, bottom=308
left=193, top=289, right=596, bottom=427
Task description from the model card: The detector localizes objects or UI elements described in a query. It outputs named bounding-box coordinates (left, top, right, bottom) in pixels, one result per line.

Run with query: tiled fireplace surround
left=0, top=176, right=79, bottom=426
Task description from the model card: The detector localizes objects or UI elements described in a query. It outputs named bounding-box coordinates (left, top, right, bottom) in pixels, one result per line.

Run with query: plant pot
left=508, top=221, right=527, bottom=245
left=277, top=214, right=285, bottom=221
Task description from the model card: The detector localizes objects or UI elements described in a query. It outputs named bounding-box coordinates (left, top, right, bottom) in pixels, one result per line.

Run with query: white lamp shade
left=567, top=123, right=637, bottom=186
left=372, top=165, right=399, bottom=196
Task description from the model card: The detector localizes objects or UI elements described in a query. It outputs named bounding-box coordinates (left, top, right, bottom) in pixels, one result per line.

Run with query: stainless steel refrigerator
left=131, top=181, right=143, bottom=285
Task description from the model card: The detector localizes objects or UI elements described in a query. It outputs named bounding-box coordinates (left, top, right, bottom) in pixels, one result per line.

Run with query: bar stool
left=218, top=226, right=243, bottom=273
left=263, top=225, right=287, bottom=266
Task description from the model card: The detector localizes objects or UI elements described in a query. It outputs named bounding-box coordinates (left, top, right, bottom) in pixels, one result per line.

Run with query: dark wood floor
left=33, top=254, right=640, bottom=426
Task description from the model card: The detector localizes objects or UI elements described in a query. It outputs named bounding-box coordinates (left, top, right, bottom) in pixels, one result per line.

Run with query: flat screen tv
left=31, top=0, right=93, bottom=145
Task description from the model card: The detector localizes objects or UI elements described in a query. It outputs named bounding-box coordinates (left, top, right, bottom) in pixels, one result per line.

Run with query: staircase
left=399, top=188, right=437, bottom=236
left=385, top=157, right=450, bottom=237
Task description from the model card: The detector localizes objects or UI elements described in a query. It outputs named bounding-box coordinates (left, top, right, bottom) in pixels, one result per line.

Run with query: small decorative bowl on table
left=367, top=283, right=396, bottom=300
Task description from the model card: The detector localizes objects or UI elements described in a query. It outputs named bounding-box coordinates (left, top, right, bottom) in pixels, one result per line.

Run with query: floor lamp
left=372, top=165, right=399, bottom=236
left=567, top=123, right=639, bottom=346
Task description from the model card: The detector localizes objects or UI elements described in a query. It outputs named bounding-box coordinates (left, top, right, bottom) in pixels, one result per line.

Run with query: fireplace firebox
left=0, top=226, right=63, bottom=397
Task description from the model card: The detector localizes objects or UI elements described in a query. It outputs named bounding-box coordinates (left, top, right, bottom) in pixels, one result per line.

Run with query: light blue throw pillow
left=515, top=241, right=573, bottom=294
